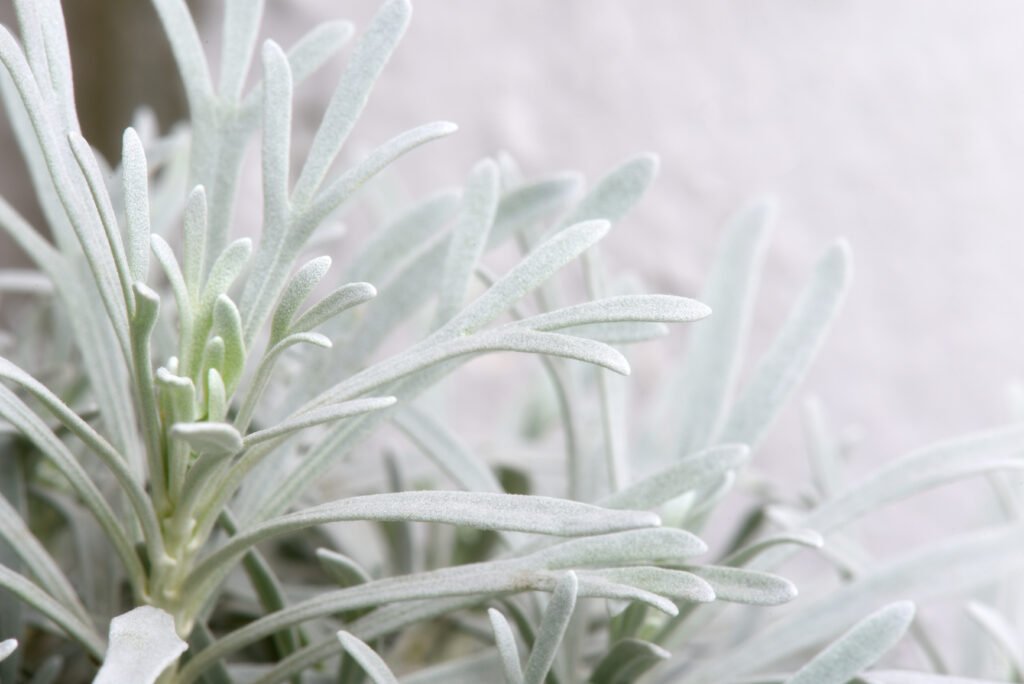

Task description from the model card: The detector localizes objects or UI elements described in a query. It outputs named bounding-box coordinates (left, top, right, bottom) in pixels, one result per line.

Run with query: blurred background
left=2, top=1, right=1023, bottom=538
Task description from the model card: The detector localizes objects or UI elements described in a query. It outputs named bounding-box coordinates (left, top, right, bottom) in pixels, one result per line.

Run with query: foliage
left=0, top=1, right=1020, bottom=683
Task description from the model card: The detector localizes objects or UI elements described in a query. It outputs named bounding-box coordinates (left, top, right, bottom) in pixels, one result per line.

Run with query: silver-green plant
left=0, top=1, right=1022, bottom=684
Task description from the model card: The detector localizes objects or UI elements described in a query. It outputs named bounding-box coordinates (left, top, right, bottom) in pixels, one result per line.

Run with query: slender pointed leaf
left=785, top=602, right=915, bottom=684
left=434, top=158, right=500, bottom=326
left=336, top=631, right=398, bottom=684
left=719, top=240, right=851, bottom=447
left=488, top=608, right=524, bottom=684
left=523, top=572, right=577, bottom=684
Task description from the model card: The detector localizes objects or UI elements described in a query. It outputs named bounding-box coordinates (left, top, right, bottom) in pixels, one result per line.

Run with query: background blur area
left=2, top=1, right=1024, bottom=535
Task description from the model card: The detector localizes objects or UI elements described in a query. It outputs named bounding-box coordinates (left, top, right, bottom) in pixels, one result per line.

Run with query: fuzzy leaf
left=219, top=0, right=264, bottom=101
left=530, top=528, right=708, bottom=569
left=207, top=368, right=227, bottom=422
left=201, top=237, right=252, bottom=309
left=94, top=607, right=187, bottom=684
left=719, top=240, right=851, bottom=447
left=243, top=397, right=396, bottom=447
left=292, top=0, right=410, bottom=204
left=523, top=572, right=577, bottom=684
left=0, top=385, right=143, bottom=591
left=785, top=602, right=915, bottom=684
left=802, top=424, right=1024, bottom=539
left=721, top=529, right=824, bottom=567
left=270, top=256, right=332, bottom=344
left=301, top=120, right=458, bottom=233
left=683, top=525, right=1024, bottom=684
left=0, top=563, right=103, bottom=658
left=150, top=0, right=213, bottom=107
left=336, top=631, right=398, bottom=684
left=290, top=282, right=377, bottom=335
left=560, top=153, right=658, bottom=227
left=211, top=295, right=245, bottom=393
left=685, top=566, right=797, bottom=606
left=316, top=549, right=372, bottom=588
left=348, top=190, right=460, bottom=284
left=171, top=421, right=243, bottom=457
left=0, top=491, right=89, bottom=626
left=260, top=40, right=292, bottom=241
left=177, top=563, right=677, bottom=682
left=488, top=608, right=524, bottom=684
left=584, top=567, right=715, bottom=603
left=522, top=294, right=710, bottom=332
left=150, top=234, right=192, bottom=334
left=601, top=444, right=749, bottom=510
left=441, top=219, right=609, bottom=337
left=659, top=198, right=775, bottom=455
left=434, top=158, right=500, bottom=326
left=122, top=127, right=152, bottom=283
left=182, top=185, right=207, bottom=300
left=187, top=492, right=661, bottom=603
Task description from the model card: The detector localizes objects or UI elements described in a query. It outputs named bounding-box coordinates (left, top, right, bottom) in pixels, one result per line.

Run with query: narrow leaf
left=316, top=548, right=372, bottom=588
left=488, top=608, right=524, bottom=684
left=785, top=601, right=915, bottom=684
left=292, top=0, right=412, bottom=205
left=290, top=282, right=377, bottom=335
left=719, top=240, right=851, bottom=447
left=348, top=190, right=460, bottom=284
left=523, top=571, right=578, bottom=684
left=519, top=294, right=710, bottom=332
left=270, top=256, right=331, bottom=344
left=434, top=158, right=500, bottom=326
left=301, top=121, right=458, bottom=233
left=182, top=185, right=207, bottom=301
left=122, top=127, right=152, bottom=283
left=219, top=0, right=265, bottom=100
left=561, top=153, right=658, bottom=227
left=685, top=566, right=797, bottom=606
left=336, top=631, right=398, bottom=684
left=243, top=397, right=396, bottom=448
left=188, top=492, right=660, bottom=595
left=802, top=424, right=1024, bottom=541
left=489, top=172, right=582, bottom=246
left=584, top=567, right=715, bottom=603
left=528, top=528, right=708, bottom=570
left=0, top=491, right=89, bottom=625
left=440, top=219, right=610, bottom=338
left=683, top=525, right=1024, bottom=684
left=0, top=563, right=103, bottom=657
left=211, top=295, right=245, bottom=393
left=658, top=198, right=775, bottom=455
left=720, top=529, right=824, bottom=567
left=601, top=444, right=749, bottom=510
